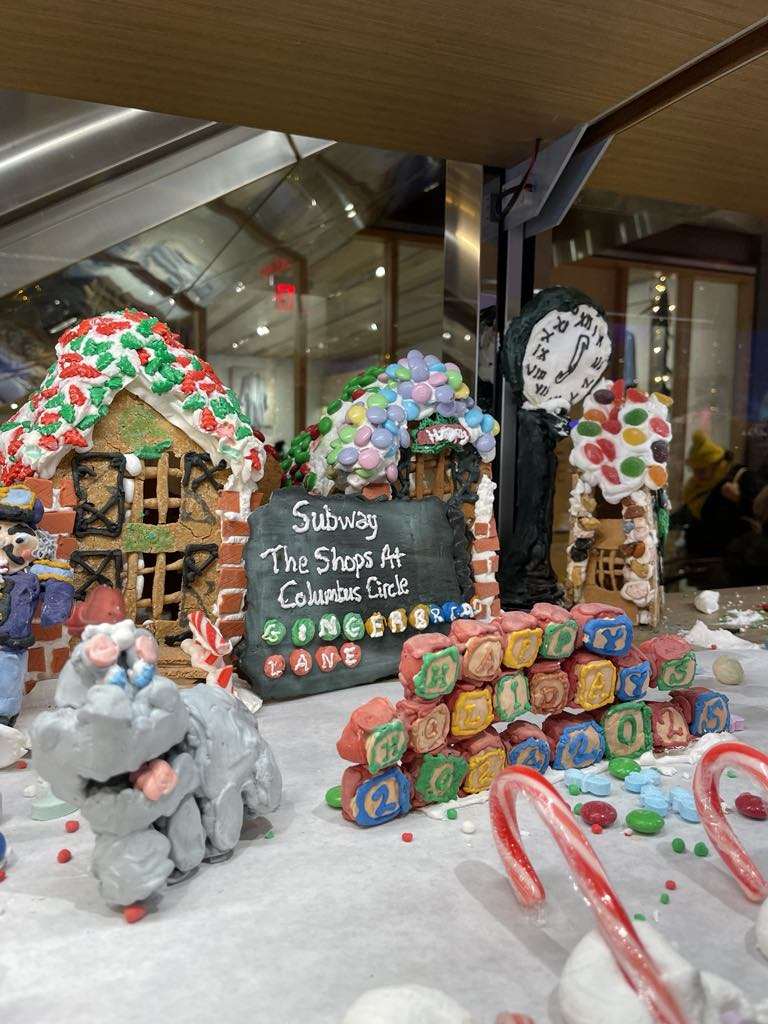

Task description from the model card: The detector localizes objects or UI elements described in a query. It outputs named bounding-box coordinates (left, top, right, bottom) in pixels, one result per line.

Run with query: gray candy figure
left=33, top=619, right=281, bottom=910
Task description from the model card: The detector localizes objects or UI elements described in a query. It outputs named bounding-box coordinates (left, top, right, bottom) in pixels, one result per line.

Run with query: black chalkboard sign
left=240, top=487, right=474, bottom=699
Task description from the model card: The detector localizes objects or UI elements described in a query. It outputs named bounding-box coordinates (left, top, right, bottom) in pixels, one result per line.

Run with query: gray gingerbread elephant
left=33, top=619, right=281, bottom=910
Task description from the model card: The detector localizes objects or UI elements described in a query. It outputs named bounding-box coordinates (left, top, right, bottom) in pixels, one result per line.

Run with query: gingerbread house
left=0, top=310, right=280, bottom=684
left=566, top=379, right=672, bottom=627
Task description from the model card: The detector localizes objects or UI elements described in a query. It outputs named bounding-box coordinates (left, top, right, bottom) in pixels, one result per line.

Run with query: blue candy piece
left=476, top=433, right=495, bottom=454
left=386, top=364, right=400, bottom=379
left=616, top=660, right=651, bottom=701
left=507, top=737, right=549, bottom=774
left=624, top=768, right=661, bottom=794
left=481, top=413, right=495, bottom=434
left=441, top=601, right=462, bottom=622
left=402, top=399, right=420, bottom=421
left=564, top=768, right=584, bottom=790
left=0, top=830, right=6, bottom=865
left=563, top=768, right=612, bottom=797
left=367, top=405, right=387, bottom=425
left=106, top=665, right=128, bottom=688
left=690, top=690, right=731, bottom=736
left=383, top=419, right=400, bottom=435
left=429, top=604, right=445, bottom=624
left=379, top=387, right=397, bottom=403
left=397, top=382, right=414, bottom=400
left=430, top=362, right=446, bottom=374
left=399, top=427, right=411, bottom=448
left=641, top=786, right=670, bottom=816
left=465, top=408, right=483, bottom=428
left=582, top=613, right=633, bottom=658
left=130, top=660, right=156, bottom=689
left=371, top=428, right=393, bottom=450
left=670, top=787, right=700, bottom=823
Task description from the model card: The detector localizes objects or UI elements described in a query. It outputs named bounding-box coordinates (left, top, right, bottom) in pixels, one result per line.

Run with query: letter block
left=404, top=749, right=468, bottom=805
left=447, top=686, right=494, bottom=739
left=640, top=635, right=696, bottom=691
left=543, top=712, right=605, bottom=770
left=341, top=764, right=412, bottom=828
left=399, top=634, right=460, bottom=701
left=457, top=729, right=507, bottom=794
left=649, top=702, right=691, bottom=752
left=564, top=651, right=616, bottom=712
left=613, top=647, right=652, bottom=702
left=528, top=661, right=570, bottom=715
left=493, top=672, right=530, bottom=722
left=598, top=701, right=652, bottom=760
left=572, top=603, right=633, bottom=657
left=501, top=721, right=550, bottom=775
left=337, top=697, right=409, bottom=772
left=396, top=698, right=450, bottom=754
left=449, top=620, right=504, bottom=683
left=671, top=688, right=730, bottom=737
left=499, top=611, right=542, bottom=669
left=531, top=603, right=578, bottom=660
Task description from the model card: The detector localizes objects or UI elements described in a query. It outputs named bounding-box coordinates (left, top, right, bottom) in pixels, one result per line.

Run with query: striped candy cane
left=693, top=740, right=768, bottom=902
left=489, top=766, right=688, bottom=1024
left=188, top=610, right=232, bottom=658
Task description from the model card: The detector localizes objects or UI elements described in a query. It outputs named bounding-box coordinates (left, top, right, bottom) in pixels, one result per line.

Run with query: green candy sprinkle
left=625, top=808, right=664, bottom=835
left=328, top=400, right=343, bottom=415
left=291, top=617, right=315, bottom=646
left=660, top=892, right=670, bottom=905
left=694, top=841, right=709, bottom=858
left=305, top=472, right=317, bottom=490
left=446, top=808, right=458, bottom=820
left=573, top=803, right=582, bottom=816
left=608, top=756, right=641, bottom=780
left=265, top=830, right=275, bottom=839
left=568, top=783, right=581, bottom=796
left=634, top=913, right=646, bottom=921
left=671, top=837, right=686, bottom=854
left=318, top=416, right=332, bottom=435
left=366, top=393, right=389, bottom=409
left=325, top=785, right=342, bottom=809
left=726, top=769, right=738, bottom=778
left=338, top=425, right=355, bottom=444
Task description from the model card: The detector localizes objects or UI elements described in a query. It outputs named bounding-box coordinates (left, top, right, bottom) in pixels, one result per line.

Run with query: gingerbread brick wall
left=214, top=487, right=264, bottom=644
left=471, top=515, right=501, bottom=619
left=25, top=476, right=77, bottom=687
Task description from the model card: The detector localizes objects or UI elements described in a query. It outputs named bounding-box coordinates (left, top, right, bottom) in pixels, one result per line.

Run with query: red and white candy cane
left=489, top=766, right=688, bottom=1024
left=693, top=739, right=768, bottom=902
left=188, top=611, right=232, bottom=658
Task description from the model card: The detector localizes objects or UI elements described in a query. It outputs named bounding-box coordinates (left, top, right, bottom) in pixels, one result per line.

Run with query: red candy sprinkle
left=735, top=792, right=768, bottom=820
left=57, top=849, right=72, bottom=864
left=590, top=824, right=603, bottom=835
left=0, top=869, right=6, bottom=882
left=665, top=880, right=677, bottom=891
left=65, top=820, right=80, bottom=834
left=580, top=801, right=617, bottom=828
left=123, top=904, right=148, bottom=925
left=401, top=832, right=413, bottom=843
left=15, top=760, right=27, bottom=770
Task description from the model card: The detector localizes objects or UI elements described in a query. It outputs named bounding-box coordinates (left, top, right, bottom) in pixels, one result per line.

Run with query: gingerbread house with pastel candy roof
left=566, top=379, right=672, bottom=627
left=0, top=310, right=281, bottom=685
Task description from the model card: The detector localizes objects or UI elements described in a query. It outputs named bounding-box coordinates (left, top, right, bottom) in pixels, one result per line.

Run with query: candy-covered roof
left=0, top=311, right=266, bottom=488
left=570, top=379, right=672, bottom=503
left=282, top=350, right=499, bottom=494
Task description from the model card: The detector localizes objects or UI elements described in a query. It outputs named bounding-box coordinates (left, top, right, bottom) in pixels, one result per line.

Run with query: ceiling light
left=310, top=198, right=317, bottom=207
left=369, top=322, right=378, bottom=331
left=442, top=331, right=451, bottom=340
left=375, top=266, right=386, bottom=278
left=256, top=325, right=270, bottom=336
left=344, top=202, right=354, bottom=212
left=10, top=403, right=18, bottom=411
left=464, top=333, right=471, bottom=342
left=669, top=304, right=676, bottom=312
left=235, top=281, right=245, bottom=293
left=346, top=209, right=356, bottom=218
left=167, top=297, right=175, bottom=306
left=232, top=342, right=239, bottom=349
left=654, top=283, right=666, bottom=293
left=653, top=346, right=662, bottom=354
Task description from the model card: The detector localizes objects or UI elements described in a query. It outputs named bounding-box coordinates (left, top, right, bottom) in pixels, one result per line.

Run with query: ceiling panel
left=0, top=1, right=765, bottom=166
left=589, top=54, right=768, bottom=217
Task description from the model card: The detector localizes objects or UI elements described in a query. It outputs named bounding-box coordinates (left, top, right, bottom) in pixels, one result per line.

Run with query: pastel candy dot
left=671, top=837, right=686, bottom=853
left=355, top=426, right=372, bottom=445
left=359, top=448, right=381, bottom=470
left=367, top=406, right=387, bottom=424
left=465, top=408, right=483, bottom=427
left=431, top=362, right=446, bottom=374
left=394, top=367, right=411, bottom=381
left=346, top=404, right=366, bottom=426
left=402, top=400, right=420, bottom=420
left=476, top=433, right=495, bottom=453
left=435, top=385, right=454, bottom=403
left=407, top=349, right=424, bottom=363
left=481, top=414, right=494, bottom=434
left=647, top=464, right=668, bottom=488
left=430, top=372, right=448, bottom=387
left=577, top=420, right=601, bottom=437
left=371, top=428, right=392, bottom=449
left=625, top=808, right=664, bottom=835
left=624, top=408, right=648, bottom=426
left=367, top=393, right=389, bottom=408
left=491, top=420, right=500, bottom=435
left=411, top=364, right=429, bottom=382
left=620, top=456, right=646, bottom=478
left=425, top=354, right=440, bottom=367
left=386, top=464, right=399, bottom=481
left=399, top=427, right=411, bottom=447
left=387, top=404, right=405, bottom=423
left=411, top=383, right=432, bottom=404
left=584, top=443, right=603, bottom=465
left=356, top=468, right=374, bottom=478
left=338, top=447, right=358, bottom=467
left=622, top=427, right=647, bottom=447
left=447, top=370, right=462, bottom=389
left=380, top=387, right=397, bottom=402
left=326, top=450, right=338, bottom=465
left=397, top=381, right=414, bottom=399
left=453, top=400, right=467, bottom=416
left=436, top=402, right=456, bottom=417
left=386, top=364, right=399, bottom=379
left=381, top=420, right=398, bottom=436
left=455, top=383, right=470, bottom=399
left=339, top=425, right=355, bottom=443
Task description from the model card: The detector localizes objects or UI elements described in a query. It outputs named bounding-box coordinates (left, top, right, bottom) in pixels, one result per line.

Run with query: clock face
left=522, top=304, right=611, bottom=411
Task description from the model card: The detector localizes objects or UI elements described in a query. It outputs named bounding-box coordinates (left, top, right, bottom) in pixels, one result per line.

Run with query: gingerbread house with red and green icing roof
left=0, top=310, right=281, bottom=684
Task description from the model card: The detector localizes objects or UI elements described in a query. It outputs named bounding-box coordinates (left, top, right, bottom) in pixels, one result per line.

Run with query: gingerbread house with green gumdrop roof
left=0, top=310, right=282, bottom=686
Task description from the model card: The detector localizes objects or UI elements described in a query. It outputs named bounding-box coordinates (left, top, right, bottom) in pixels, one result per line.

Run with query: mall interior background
left=1, top=88, right=766, bottom=592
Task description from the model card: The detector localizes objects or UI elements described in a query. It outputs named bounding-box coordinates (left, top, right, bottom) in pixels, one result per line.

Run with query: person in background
left=675, top=430, right=759, bottom=582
